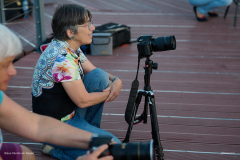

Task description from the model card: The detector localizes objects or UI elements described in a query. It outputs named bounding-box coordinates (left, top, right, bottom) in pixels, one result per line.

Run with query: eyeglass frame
left=77, top=20, right=93, bottom=30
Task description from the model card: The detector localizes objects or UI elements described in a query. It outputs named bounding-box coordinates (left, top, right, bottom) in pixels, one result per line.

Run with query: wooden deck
left=3, top=0, right=240, bottom=160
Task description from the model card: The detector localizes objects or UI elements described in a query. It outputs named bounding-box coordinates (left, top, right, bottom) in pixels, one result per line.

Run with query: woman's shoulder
left=42, top=40, right=69, bottom=57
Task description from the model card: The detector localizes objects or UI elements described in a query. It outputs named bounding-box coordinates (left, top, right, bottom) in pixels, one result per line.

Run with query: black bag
left=4, top=0, right=33, bottom=21
left=93, top=22, right=131, bottom=48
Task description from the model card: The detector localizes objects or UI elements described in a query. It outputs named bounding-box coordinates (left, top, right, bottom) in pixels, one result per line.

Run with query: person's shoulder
left=42, top=40, right=69, bottom=59
left=55, top=54, right=68, bottom=63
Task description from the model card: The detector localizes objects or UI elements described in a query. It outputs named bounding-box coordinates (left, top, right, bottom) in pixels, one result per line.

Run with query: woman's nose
left=8, top=63, right=17, bottom=76
left=91, top=23, right=95, bottom=31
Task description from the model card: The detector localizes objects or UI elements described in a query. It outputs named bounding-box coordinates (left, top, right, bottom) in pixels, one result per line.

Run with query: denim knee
left=83, top=68, right=109, bottom=92
left=94, top=68, right=109, bottom=90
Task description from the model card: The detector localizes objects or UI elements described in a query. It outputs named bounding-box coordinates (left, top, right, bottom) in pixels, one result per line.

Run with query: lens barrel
left=109, top=140, right=155, bottom=160
left=151, top=35, right=176, bottom=52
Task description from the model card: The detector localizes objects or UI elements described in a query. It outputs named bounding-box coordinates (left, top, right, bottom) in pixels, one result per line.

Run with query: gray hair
left=0, top=24, right=22, bottom=62
left=52, top=4, right=92, bottom=41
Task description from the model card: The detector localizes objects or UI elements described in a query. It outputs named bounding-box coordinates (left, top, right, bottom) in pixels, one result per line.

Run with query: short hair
left=0, top=24, right=22, bottom=62
left=51, top=4, right=92, bottom=41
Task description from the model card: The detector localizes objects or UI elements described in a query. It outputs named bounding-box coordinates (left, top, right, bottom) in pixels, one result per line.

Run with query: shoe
left=193, top=6, right=207, bottom=22
left=208, top=12, right=218, bottom=17
left=42, top=144, right=54, bottom=155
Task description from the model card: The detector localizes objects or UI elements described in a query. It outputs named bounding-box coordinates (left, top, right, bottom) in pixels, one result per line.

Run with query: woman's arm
left=62, top=79, right=110, bottom=108
left=62, top=58, right=113, bottom=108
left=81, top=58, right=122, bottom=103
left=103, top=73, right=122, bottom=103
left=0, top=93, right=92, bottom=149
left=63, top=58, right=121, bottom=107
left=81, top=59, right=96, bottom=75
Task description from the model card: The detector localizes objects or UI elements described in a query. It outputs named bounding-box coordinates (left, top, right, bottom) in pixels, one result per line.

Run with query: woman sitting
left=31, top=4, right=122, bottom=160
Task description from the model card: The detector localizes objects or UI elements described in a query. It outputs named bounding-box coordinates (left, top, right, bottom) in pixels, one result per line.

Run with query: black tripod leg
left=123, top=92, right=143, bottom=143
left=143, top=95, right=148, bottom=123
left=148, top=95, right=164, bottom=160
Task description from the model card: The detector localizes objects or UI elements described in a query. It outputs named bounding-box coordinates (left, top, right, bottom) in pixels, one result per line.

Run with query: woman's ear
left=66, top=29, right=74, bottom=39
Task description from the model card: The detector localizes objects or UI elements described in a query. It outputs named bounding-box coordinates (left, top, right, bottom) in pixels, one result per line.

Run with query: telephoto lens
left=151, top=35, right=176, bottom=52
left=108, top=139, right=155, bottom=160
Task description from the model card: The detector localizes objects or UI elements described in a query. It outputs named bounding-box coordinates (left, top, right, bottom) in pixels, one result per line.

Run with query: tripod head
left=143, top=57, right=158, bottom=91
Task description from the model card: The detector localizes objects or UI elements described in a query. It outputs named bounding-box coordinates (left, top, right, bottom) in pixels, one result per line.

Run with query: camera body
left=89, top=135, right=155, bottom=160
left=137, top=34, right=176, bottom=59
left=137, top=35, right=154, bottom=59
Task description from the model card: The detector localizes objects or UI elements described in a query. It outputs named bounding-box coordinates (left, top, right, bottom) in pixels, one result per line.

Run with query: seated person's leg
left=0, top=143, right=35, bottom=160
left=76, top=68, right=109, bottom=128
left=47, top=112, right=120, bottom=159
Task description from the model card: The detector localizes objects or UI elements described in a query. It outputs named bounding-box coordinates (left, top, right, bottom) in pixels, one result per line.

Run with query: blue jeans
left=49, top=68, right=121, bottom=160
left=76, top=68, right=109, bottom=128
left=189, top=0, right=232, bottom=14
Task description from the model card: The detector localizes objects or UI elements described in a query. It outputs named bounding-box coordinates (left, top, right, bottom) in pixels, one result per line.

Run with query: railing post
left=0, top=0, right=6, bottom=24
left=234, top=0, right=239, bottom=27
left=34, top=0, right=46, bottom=51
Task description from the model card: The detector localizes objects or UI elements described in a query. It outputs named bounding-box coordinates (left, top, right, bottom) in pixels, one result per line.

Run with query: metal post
left=234, top=0, right=239, bottom=26
left=34, top=0, right=46, bottom=50
left=0, top=0, right=6, bottom=24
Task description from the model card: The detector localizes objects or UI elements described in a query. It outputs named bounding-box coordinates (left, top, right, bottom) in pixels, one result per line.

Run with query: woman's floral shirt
left=32, top=39, right=87, bottom=97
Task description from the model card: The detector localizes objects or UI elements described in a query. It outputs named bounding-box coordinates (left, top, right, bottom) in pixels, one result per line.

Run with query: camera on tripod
left=123, top=34, right=177, bottom=160
left=137, top=35, right=176, bottom=59
left=90, top=135, right=155, bottom=160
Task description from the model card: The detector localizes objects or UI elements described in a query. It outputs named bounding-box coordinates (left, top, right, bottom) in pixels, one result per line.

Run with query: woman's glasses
left=78, top=21, right=93, bottom=30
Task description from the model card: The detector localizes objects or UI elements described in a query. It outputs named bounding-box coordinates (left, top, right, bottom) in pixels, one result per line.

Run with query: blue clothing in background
left=189, top=0, right=232, bottom=14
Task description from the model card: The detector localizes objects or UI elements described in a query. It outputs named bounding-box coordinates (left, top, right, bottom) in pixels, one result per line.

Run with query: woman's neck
left=65, top=40, right=81, bottom=51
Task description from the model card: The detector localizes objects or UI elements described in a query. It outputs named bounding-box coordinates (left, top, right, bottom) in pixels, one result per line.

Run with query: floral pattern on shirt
left=52, top=54, right=79, bottom=82
left=32, top=39, right=87, bottom=97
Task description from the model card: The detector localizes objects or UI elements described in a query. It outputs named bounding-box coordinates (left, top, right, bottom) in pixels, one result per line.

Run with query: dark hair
left=51, top=4, right=92, bottom=41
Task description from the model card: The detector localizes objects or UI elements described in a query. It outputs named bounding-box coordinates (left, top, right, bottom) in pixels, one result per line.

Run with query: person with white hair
left=0, top=24, right=113, bottom=160
left=189, top=0, right=233, bottom=21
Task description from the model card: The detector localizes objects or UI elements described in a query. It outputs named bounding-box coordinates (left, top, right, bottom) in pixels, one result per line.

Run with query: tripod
left=123, top=57, right=164, bottom=160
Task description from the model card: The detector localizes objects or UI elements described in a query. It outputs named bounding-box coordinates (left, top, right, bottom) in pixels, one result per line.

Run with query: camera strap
left=124, top=58, right=144, bottom=125
left=124, top=79, right=139, bottom=124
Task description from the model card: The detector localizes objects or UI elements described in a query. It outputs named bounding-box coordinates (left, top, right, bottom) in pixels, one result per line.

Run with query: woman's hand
left=76, top=145, right=113, bottom=160
left=102, top=78, right=122, bottom=103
